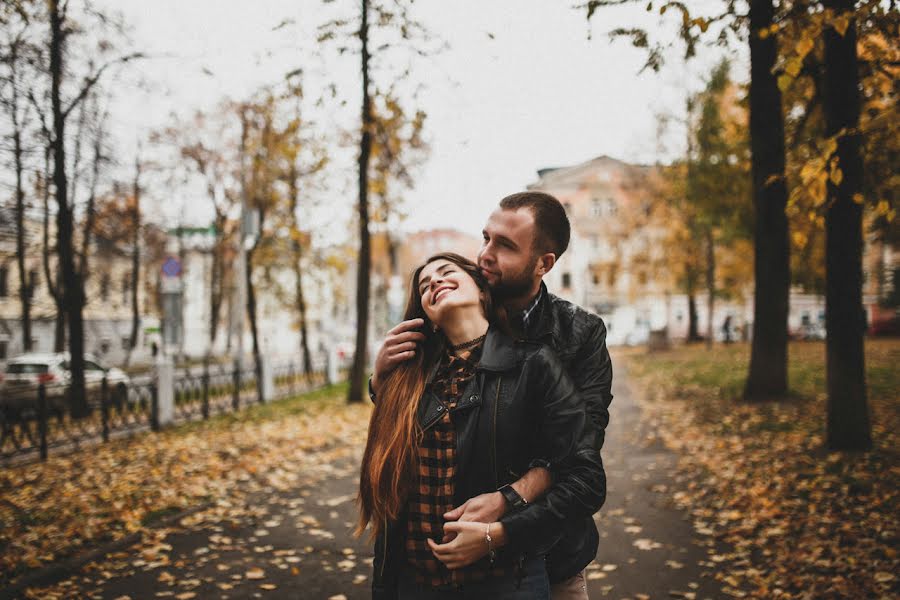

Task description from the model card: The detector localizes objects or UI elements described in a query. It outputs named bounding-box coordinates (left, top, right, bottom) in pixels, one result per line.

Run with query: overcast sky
left=99, top=0, right=741, bottom=243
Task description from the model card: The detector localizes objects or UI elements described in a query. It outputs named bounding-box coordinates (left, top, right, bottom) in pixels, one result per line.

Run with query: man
left=371, top=191, right=613, bottom=599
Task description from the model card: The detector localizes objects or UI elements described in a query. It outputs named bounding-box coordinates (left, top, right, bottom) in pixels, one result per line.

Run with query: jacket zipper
left=491, top=380, right=501, bottom=488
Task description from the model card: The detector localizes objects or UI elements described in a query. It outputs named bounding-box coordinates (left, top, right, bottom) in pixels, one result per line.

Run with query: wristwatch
left=498, top=484, right=528, bottom=510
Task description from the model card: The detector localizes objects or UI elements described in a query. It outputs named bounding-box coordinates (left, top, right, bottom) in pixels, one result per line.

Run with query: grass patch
left=624, top=337, right=898, bottom=403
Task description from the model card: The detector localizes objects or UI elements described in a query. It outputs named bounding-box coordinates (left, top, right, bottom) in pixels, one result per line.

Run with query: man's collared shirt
left=509, top=287, right=543, bottom=337
left=520, top=287, right=543, bottom=329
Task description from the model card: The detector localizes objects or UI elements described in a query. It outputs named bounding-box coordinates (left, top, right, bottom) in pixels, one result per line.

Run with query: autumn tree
left=0, top=9, right=39, bottom=353
left=317, top=0, right=437, bottom=403
left=585, top=0, right=792, bottom=399
left=279, top=88, right=328, bottom=375
left=649, top=64, right=752, bottom=344
left=43, top=0, right=141, bottom=416
left=368, top=90, right=428, bottom=333
left=820, top=0, right=871, bottom=450
left=767, top=1, right=895, bottom=447
left=686, top=60, right=752, bottom=346
left=153, top=106, right=240, bottom=353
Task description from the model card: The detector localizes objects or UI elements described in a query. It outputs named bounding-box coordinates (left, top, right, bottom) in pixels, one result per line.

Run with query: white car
left=1, top=352, right=130, bottom=413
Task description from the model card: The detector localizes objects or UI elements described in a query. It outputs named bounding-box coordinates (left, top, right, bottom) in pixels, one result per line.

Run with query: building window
left=606, top=199, right=618, bottom=216
left=591, top=199, right=603, bottom=218
left=592, top=273, right=600, bottom=286
left=100, top=274, right=110, bottom=301
left=27, top=270, right=38, bottom=298
left=122, top=274, right=131, bottom=305
left=562, top=272, right=571, bottom=288
left=0, top=266, right=7, bottom=297
left=0, top=340, right=7, bottom=359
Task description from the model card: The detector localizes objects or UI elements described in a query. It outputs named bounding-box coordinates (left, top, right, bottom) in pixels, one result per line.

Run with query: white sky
left=97, top=0, right=742, bottom=244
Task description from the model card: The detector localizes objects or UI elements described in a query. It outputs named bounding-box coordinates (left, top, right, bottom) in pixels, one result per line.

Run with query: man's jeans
left=550, top=569, right=589, bottom=600
left=397, top=556, right=550, bottom=599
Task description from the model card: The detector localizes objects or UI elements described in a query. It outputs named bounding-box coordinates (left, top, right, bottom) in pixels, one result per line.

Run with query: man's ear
left=536, top=253, right=557, bottom=276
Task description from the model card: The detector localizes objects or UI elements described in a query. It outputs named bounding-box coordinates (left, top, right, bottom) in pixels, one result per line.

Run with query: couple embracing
left=357, top=192, right=613, bottom=599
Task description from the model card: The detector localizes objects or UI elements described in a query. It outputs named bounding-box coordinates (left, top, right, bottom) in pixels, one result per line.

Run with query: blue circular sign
left=162, top=256, right=182, bottom=278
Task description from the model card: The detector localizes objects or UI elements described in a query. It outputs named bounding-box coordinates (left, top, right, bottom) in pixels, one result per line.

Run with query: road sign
left=161, top=256, right=182, bottom=278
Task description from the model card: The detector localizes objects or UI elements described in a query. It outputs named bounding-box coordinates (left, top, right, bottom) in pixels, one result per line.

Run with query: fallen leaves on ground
left=623, top=339, right=899, bottom=599
left=0, top=385, right=371, bottom=587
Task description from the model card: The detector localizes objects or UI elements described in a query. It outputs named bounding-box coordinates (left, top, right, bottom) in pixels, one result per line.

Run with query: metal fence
left=0, top=357, right=340, bottom=465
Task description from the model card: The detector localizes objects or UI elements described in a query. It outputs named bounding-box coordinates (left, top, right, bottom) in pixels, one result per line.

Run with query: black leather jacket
left=524, top=282, right=613, bottom=583
left=371, top=325, right=606, bottom=599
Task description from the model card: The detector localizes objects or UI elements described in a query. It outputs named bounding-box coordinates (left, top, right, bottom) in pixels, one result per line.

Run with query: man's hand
left=427, top=522, right=507, bottom=570
left=443, top=492, right=505, bottom=524
left=371, top=318, right=426, bottom=394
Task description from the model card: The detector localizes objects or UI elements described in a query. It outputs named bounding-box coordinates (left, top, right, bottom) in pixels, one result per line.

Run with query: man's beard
left=489, top=254, right=539, bottom=300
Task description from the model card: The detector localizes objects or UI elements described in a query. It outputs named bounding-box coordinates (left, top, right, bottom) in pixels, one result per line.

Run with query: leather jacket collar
left=423, top=324, right=519, bottom=382
left=416, top=325, right=519, bottom=431
left=527, top=281, right=556, bottom=342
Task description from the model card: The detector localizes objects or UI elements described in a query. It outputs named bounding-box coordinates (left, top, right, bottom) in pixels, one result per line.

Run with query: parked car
left=0, top=352, right=130, bottom=414
left=869, top=308, right=900, bottom=336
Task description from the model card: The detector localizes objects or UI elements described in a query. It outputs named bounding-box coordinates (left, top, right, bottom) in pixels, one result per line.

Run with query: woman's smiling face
left=416, top=258, right=484, bottom=327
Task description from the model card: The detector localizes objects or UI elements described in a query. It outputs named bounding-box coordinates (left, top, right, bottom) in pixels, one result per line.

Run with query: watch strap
left=498, top=483, right=527, bottom=510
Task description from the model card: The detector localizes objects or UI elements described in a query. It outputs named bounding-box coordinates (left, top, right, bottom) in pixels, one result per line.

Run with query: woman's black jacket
left=371, top=325, right=606, bottom=599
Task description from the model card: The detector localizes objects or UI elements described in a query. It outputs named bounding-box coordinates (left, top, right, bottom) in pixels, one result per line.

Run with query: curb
left=1, top=502, right=213, bottom=600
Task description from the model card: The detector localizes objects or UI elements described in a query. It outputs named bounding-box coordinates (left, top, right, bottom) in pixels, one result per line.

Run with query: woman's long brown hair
left=356, top=253, right=494, bottom=540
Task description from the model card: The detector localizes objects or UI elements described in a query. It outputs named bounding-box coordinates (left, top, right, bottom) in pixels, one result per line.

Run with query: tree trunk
left=744, top=0, right=791, bottom=401
left=209, top=215, right=225, bottom=350
left=127, top=157, right=142, bottom=365
left=822, top=0, right=871, bottom=451
left=685, top=267, right=701, bottom=342
left=293, top=243, right=313, bottom=375
left=287, top=164, right=314, bottom=375
left=12, top=64, right=32, bottom=352
left=705, top=227, right=715, bottom=349
left=49, top=0, right=88, bottom=417
left=348, top=0, right=373, bottom=404
left=246, top=208, right=264, bottom=402
left=40, top=146, right=66, bottom=353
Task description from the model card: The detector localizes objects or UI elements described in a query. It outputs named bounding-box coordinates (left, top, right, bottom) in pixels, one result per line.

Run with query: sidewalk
left=17, top=370, right=733, bottom=600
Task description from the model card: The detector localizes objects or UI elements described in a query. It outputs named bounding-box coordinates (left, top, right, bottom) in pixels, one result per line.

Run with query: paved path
left=26, top=368, right=730, bottom=600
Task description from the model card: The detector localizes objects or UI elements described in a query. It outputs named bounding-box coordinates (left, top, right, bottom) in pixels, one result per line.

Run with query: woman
left=358, top=253, right=604, bottom=599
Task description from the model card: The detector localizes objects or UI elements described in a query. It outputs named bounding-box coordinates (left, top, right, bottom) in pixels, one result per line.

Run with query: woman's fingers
left=388, top=341, right=417, bottom=355
left=391, top=330, right=426, bottom=345
left=386, top=350, right=415, bottom=365
left=388, top=318, right=425, bottom=335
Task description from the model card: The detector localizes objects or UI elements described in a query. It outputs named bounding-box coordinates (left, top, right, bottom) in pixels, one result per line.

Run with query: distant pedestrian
left=722, top=315, right=733, bottom=344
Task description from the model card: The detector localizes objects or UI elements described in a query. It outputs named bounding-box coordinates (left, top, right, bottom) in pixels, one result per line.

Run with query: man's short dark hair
left=499, top=191, right=570, bottom=258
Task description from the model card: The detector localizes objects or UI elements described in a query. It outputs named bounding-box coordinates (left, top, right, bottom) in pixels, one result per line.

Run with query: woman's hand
left=427, top=522, right=507, bottom=570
